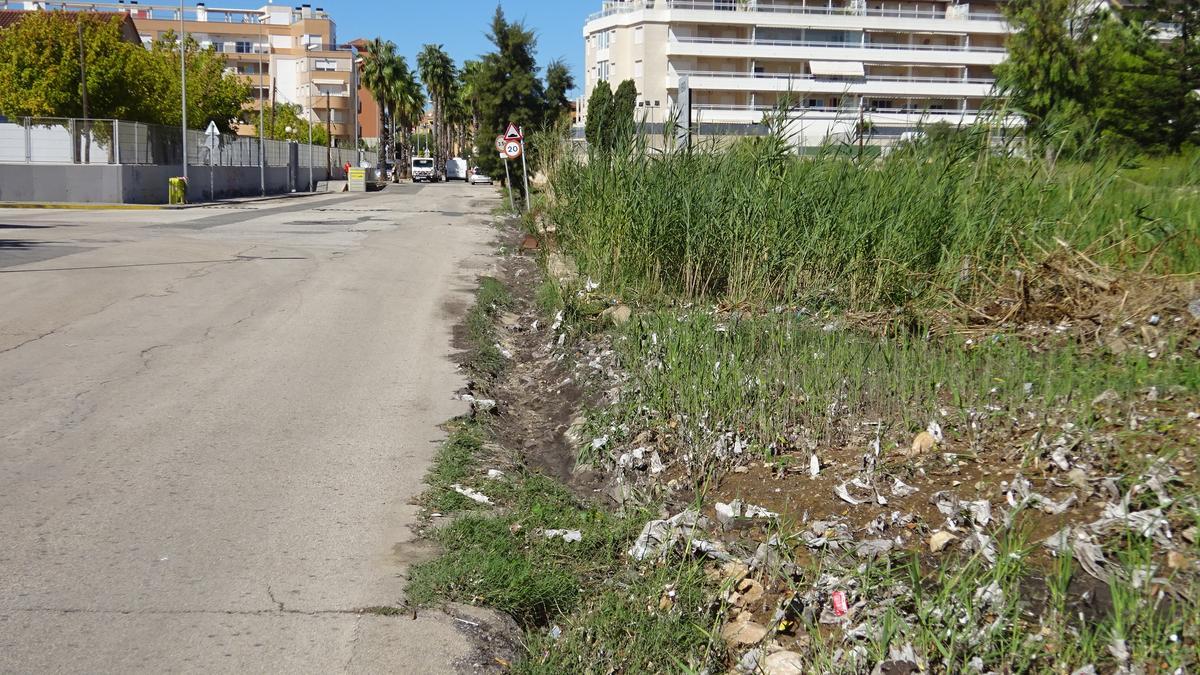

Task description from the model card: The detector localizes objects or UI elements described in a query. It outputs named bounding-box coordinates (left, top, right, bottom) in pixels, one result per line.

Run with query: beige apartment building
left=2, top=0, right=359, bottom=145
left=582, top=0, right=1012, bottom=144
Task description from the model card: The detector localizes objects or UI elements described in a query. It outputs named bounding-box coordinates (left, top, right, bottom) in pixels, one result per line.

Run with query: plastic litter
left=715, top=500, right=779, bottom=530
left=831, top=590, right=848, bottom=617
left=543, top=529, right=582, bottom=543
left=628, top=510, right=707, bottom=561
left=451, top=484, right=492, bottom=505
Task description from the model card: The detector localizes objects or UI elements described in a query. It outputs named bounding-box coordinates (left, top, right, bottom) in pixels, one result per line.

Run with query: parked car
left=445, top=157, right=468, bottom=181
left=468, top=167, right=493, bottom=185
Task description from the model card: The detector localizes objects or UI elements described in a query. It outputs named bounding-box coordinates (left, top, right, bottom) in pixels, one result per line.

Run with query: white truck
left=411, top=157, right=438, bottom=183
left=445, top=157, right=468, bottom=182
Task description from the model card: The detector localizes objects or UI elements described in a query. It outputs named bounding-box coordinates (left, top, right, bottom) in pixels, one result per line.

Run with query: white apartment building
left=582, top=0, right=1011, bottom=143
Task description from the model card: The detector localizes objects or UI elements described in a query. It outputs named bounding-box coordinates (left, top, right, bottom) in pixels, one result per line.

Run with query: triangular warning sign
left=504, top=123, right=522, bottom=140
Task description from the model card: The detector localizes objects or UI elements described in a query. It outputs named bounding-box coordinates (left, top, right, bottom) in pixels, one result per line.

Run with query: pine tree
left=584, top=81, right=612, bottom=151
left=471, top=6, right=547, bottom=192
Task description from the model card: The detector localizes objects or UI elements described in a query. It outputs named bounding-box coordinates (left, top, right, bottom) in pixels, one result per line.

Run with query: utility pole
left=326, top=90, right=332, bottom=178
left=519, top=126, right=530, bottom=212
left=258, top=12, right=266, bottom=196
left=78, top=20, right=89, bottom=164
left=179, top=0, right=188, bottom=183
left=351, top=46, right=360, bottom=165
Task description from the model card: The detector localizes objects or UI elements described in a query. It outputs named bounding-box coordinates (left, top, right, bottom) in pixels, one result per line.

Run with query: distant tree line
left=356, top=6, right=576, bottom=190
left=998, top=0, right=1199, bottom=154
left=0, top=12, right=252, bottom=133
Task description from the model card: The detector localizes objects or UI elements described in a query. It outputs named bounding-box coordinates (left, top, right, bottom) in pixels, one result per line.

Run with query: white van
left=411, top=157, right=437, bottom=182
left=445, top=157, right=468, bottom=182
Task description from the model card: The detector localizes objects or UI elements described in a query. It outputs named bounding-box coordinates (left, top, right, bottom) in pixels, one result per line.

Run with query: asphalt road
left=0, top=184, right=501, bottom=673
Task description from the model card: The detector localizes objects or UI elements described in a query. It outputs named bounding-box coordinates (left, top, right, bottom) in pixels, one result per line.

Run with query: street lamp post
left=285, top=125, right=294, bottom=192
left=307, top=112, right=314, bottom=192
left=179, top=0, right=187, bottom=183
left=258, top=11, right=266, bottom=196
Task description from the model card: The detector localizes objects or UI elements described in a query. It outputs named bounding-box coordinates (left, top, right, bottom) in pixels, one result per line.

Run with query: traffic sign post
left=519, top=126, right=530, bottom=213
left=501, top=153, right=514, bottom=212
left=202, top=121, right=220, bottom=203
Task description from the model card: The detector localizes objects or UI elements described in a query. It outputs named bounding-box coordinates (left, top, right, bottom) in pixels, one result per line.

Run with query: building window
left=596, top=30, right=610, bottom=50
left=597, top=60, right=610, bottom=82
left=634, top=60, right=644, bottom=78
left=634, top=27, right=644, bottom=44
left=314, top=59, right=337, bottom=71
left=235, top=40, right=252, bottom=53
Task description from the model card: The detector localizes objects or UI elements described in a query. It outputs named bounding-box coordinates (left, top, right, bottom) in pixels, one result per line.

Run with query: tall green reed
left=545, top=125, right=1198, bottom=310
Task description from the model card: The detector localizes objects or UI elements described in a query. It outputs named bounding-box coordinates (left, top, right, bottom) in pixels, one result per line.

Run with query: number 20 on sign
left=503, top=140, right=522, bottom=159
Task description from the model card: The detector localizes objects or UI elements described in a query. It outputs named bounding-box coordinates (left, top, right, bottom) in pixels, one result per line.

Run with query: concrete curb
left=0, top=190, right=339, bottom=211
left=0, top=202, right=163, bottom=210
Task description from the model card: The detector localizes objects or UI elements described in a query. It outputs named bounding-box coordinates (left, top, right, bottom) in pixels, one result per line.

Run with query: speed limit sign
left=494, top=135, right=506, bottom=153
left=503, top=140, right=522, bottom=159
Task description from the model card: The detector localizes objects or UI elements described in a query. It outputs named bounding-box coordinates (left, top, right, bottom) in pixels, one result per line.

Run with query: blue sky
left=323, top=0, right=594, bottom=97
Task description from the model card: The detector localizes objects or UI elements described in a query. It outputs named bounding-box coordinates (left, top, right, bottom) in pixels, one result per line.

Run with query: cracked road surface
left=0, top=185, right=500, bottom=673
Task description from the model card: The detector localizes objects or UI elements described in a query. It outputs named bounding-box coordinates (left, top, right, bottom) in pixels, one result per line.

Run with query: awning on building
left=809, top=61, right=865, bottom=77
left=312, top=78, right=345, bottom=85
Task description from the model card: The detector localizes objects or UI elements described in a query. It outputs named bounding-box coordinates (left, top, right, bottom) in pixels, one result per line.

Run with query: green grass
left=580, top=310, right=1198, bottom=467
left=545, top=128, right=1199, bottom=310
left=464, top=276, right=513, bottom=379
left=423, top=420, right=489, bottom=513
left=409, top=467, right=733, bottom=670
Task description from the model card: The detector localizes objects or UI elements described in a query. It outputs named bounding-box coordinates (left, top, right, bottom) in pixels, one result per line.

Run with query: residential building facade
left=582, top=0, right=1011, bottom=143
left=1, top=0, right=364, bottom=146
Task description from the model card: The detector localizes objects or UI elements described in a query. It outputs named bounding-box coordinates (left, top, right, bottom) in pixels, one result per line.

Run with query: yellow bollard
left=168, top=177, right=188, bottom=205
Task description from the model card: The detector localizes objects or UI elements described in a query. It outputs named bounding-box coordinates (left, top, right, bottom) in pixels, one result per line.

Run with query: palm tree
left=417, top=44, right=456, bottom=175
left=388, top=59, right=423, bottom=181
left=360, top=38, right=400, bottom=173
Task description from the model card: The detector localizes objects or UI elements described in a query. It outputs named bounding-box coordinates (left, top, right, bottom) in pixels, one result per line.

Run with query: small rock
left=721, top=618, right=769, bottom=646
left=1148, top=314, right=1161, bottom=326
left=1183, top=526, right=1198, bottom=544
left=599, top=304, right=633, bottom=326
left=736, top=578, right=765, bottom=607
left=1107, top=337, right=1129, bottom=355
left=1167, top=551, right=1189, bottom=570
left=1092, top=389, right=1120, bottom=407
left=1187, top=298, right=1200, bottom=320
left=855, top=539, right=895, bottom=558
left=721, top=561, right=750, bottom=582
left=762, top=650, right=805, bottom=675
left=910, top=431, right=937, bottom=456
left=1066, top=468, right=1092, bottom=494
left=873, top=660, right=921, bottom=675
left=929, top=531, right=958, bottom=553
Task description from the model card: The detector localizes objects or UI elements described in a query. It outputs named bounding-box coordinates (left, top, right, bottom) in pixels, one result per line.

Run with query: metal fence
left=0, top=117, right=375, bottom=169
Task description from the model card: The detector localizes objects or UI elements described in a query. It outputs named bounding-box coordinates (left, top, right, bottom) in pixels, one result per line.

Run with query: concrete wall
left=0, top=163, right=335, bottom=204
left=0, top=165, right=125, bottom=203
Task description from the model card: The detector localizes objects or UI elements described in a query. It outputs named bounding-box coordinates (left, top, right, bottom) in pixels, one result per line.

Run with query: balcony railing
left=671, top=35, right=1006, bottom=52
left=692, top=103, right=980, bottom=114
left=588, top=0, right=1005, bottom=23
left=678, top=69, right=995, bottom=85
